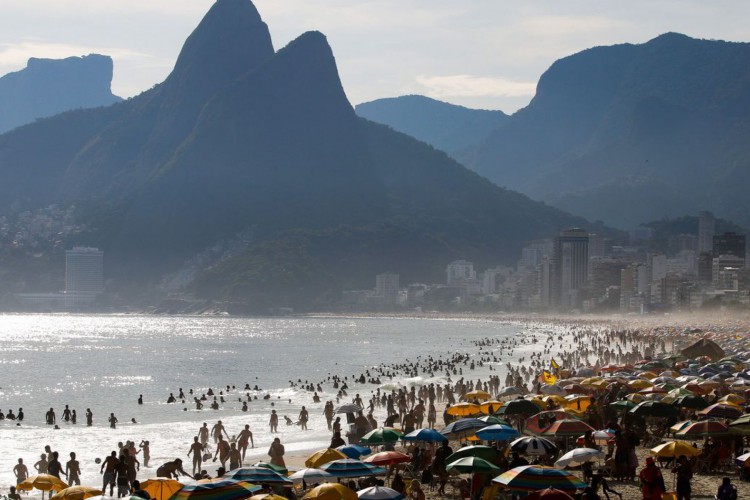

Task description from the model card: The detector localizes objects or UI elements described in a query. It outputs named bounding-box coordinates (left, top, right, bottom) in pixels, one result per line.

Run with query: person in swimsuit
left=66, top=453, right=81, bottom=485
left=237, top=425, right=254, bottom=463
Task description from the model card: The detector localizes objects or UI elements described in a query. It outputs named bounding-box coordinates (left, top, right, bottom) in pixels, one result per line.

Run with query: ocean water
left=0, top=314, right=570, bottom=491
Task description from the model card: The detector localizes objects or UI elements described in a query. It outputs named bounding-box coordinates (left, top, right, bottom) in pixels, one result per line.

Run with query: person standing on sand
left=299, top=406, right=309, bottom=430
left=639, top=457, right=665, bottom=500
left=213, top=436, right=230, bottom=469
left=66, top=452, right=81, bottom=485
left=13, top=458, right=28, bottom=485
left=269, top=410, right=279, bottom=433
left=268, top=437, right=285, bottom=467
left=237, top=425, right=254, bottom=463
left=198, top=423, right=209, bottom=448
left=188, top=437, right=204, bottom=475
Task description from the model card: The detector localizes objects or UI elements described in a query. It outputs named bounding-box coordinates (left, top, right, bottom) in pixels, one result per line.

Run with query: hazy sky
left=1, top=1, right=749, bottom=113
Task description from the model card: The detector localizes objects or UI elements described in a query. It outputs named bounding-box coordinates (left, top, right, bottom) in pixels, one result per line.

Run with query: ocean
left=0, top=314, right=572, bottom=491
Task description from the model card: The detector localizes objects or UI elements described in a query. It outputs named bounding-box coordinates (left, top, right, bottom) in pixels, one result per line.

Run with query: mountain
left=0, top=0, right=600, bottom=307
left=0, top=54, right=121, bottom=134
left=463, top=33, right=750, bottom=229
left=355, top=95, right=508, bottom=158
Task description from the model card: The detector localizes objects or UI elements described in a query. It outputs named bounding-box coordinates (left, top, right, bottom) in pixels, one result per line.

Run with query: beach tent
left=681, top=338, right=725, bottom=361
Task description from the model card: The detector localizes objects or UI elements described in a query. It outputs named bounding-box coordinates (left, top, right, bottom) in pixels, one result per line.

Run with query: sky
left=1, top=1, right=749, bottom=113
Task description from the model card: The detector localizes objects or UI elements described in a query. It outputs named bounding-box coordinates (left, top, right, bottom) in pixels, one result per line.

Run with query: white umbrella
left=288, top=468, right=334, bottom=485
left=554, top=448, right=604, bottom=468
left=357, top=486, right=404, bottom=500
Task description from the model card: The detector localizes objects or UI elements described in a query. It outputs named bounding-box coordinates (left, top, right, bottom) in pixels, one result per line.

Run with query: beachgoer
left=716, top=477, right=738, bottom=500
left=115, top=455, right=130, bottom=497
left=109, top=413, right=118, bottom=429
left=228, top=443, right=241, bottom=471
left=45, top=408, right=56, bottom=425
left=269, top=410, right=279, bottom=433
left=12, top=459, right=28, bottom=485
left=156, top=459, right=189, bottom=479
left=86, top=409, right=93, bottom=426
left=198, top=423, right=209, bottom=447
left=66, top=452, right=81, bottom=485
left=409, top=480, right=425, bottom=500
left=639, top=457, right=665, bottom=500
left=213, top=436, right=230, bottom=469
left=8, top=486, right=20, bottom=500
left=672, top=455, right=692, bottom=500
left=139, top=440, right=150, bottom=467
left=100, top=451, right=118, bottom=496
left=131, top=480, right=151, bottom=500
left=34, top=454, right=48, bottom=474
left=237, top=425, right=254, bottom=462
left=432, top=441, right=452, bottom=496
left=188, top=437, right=204, bottom=475
left=47, top=452, right=64, bottom=480
left=299, top=406, right=309, bottom=430
left=211, top=420, right=228, bottom=443
left=268, top=437, right=285, bottom=467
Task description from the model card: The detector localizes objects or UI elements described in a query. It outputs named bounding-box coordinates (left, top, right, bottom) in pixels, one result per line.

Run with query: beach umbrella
left=289, top=468, right=334, bottom=485
left=356, top=486, right=403, bottom=500
left=510, top=437, right=557, bottom=456
left=360, top=427, right=403, bottom=445
left=563, top=395, right=591, bottom=412
left=363, top=451, right=410, bottom=466
left=306, top=449, right=348, bottom=468
left=730, top=413, right=750, bottom=433
left=672, top=395, right=708, bottom=410
left=496, top=399, right=540, bottom=416
left=541, top=419, right=594, bottom=438
left=463, top=389, right=492, bottom=401
left=447, top=402, right=482, bottom=417
left=630, top=401, right=679, bottom=418
left=675, top=420, right=729, bottom=438
left=650, top=441, right=701, bottom=458
left=608, top=400, right=636, bottom=412
left=628, top=379, right=653, bottom=390
left=681, top=338, right=725, bottom=360
left=540, top=385, right=567, bottom=396
left=497, top=387, right=522, bottom=399
left=251, top=461, right=288, bottom=475
left=336, top=445, right=372, bottom=458
left=17, top=474, right=69, bottom=499
left=169, top=480, right=261, bottom=500
left=303, top=483, right=357, bottom=500
left=446, top=445, right=500, bottom=464
left=477, top=415, right=510, bottom=425
left=50, top=486, right=102, bottom=500
left=698, top=403, right=743, bottom=420
left=223, top=467, right=293, bottom=484
left=524, top=489, right=574, bottom=500
left=402, top=428, right=447, bottom=443
left=335, top=404, right=363, bottom=414
left=440, top=418, right=488, bottom=437
left=576, top=367, right=596, bottom=377
left=319, top=459, right=386, bottom=478
left=554, top=448, right=604, bottom=469
left=524, top=410, right=577, bottom=435
left=250, top=495, right=287, bottom=500
left=493, top=466, right=587, bottom=492
left=141, top=479, right=183, bottom=500
left=735, top=452, right=750, bottom=467
left=475, top=424, right=520, bottom=441
left=669, top=420, right=694, bottom=434
left=718, top=394, right=746, bottom=405
left=479, top=400, right=504, bottom=415
left=575, top=430, right=614, bottom=446
left=446, top=457, right=501, bottom=475
left=563, top=384, right=586, bottom=395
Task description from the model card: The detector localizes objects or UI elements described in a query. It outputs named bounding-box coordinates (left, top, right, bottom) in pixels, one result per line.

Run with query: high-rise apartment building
left=65, top=247, right=104, bottom=294
left=552, top=229, right=589, bottom=308
left=713, top=232, right=746, bottom=265
left=698, top=211, right=716, bottom=254
left=374, top=273, right=400, bottom=306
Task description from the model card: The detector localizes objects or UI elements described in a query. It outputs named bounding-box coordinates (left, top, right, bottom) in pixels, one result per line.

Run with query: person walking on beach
left=115, top=455, right=130, bottom=498
left=268, top=437, right=285, bottom=467
left=13, top=459, right=28, bottom=485
left=237, top=425, right=254, bottom=462
left=101, top=451, right=118, bottom=496
left=228, top=443, right=241, bottom=471
left=198, top=423, right=209, bottom=448
left=269, top=410, right=279, bottom=433
left=86, top=409, right=93, bottom=426
left=211, top=420, right=228, bottom=443
left=299, top=406, right=309, bottom=430
left=324, top=402, right=334, bottom=430
left=66, top=452, right=81, bottom=485
left=188, top=437, right=204, bottom=475
left=109, top=413, right=118, bottom=429
left=213, top=436, right=230, bottom=469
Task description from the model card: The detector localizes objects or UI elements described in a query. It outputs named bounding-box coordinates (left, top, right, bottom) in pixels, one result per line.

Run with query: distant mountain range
left=359, top=34, right=750, bottom=229
left=0, top=0, right=596, bottom=308
left=0, top=54, right=121, bottom=134
left=355, top=95, right=507, bottom=159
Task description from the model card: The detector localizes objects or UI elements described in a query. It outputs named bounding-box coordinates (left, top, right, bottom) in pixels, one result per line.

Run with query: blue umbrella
left=475, top=424, right=520, bottom=442
left=320, top=459, right=386, bottom=478
left=337, top=445, right=372, bottom=459
left=223, top=467, right=293, bottom=484
left=403, top=428, right=448, bottom=443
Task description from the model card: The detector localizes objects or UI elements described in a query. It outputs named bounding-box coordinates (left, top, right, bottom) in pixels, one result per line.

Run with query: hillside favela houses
left=341, top=211, right=750, bottom=313
left=16, top=247, right=104, bottom=310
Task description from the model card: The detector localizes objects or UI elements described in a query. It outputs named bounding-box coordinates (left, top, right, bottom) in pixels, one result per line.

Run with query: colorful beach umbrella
left=360, top=428, right=403, bottom=445
left=337, top=445, right=372, bottom=458
left=447, top=402, right=482, bottom=417
left=524, top=489, right=574, bottom=500
left=493, top=466, right=587, bottom=492
left=250, top=495, right=287, bottom=500
left=510, top=437, right=557, bottom=456
left=168, top=480, right=260, bottom=500
left=356, top=486, right=404, bottom=500
left=363, top=451, right=411, bottom=467
left=698, top=403, right=743, bottom=420
left=223, top=467, right=292, bottom=484
left=306, top=449, right=348, bottom=468
left=250, top=461, right=288, bottom=475
left=475, top=424, right=520, bottom=441
left=335, top=404, right=363, bottom=414
left=445, top=457, right=501, bottom=475
left=141, top=479, right=183, bottom=500
left=319, top=459, right=386, bottom=478
left=675, top=420, right=730, bottom=438
left=446, top=445, right=500, bottom=464
left=729, top=413, right=750, bottom=434
left=554, top=448, right=604, bottom=469
left=541, top=419, right=594, bottom=438
left=303, top=483, right=357, bottom=500
left=50, top=486, right=102, bottom=500
left=289, top=468, right=334, bottom=485
left=650, top=441, right=701, bottom=458
left=402, top=428, right=447, bottom=443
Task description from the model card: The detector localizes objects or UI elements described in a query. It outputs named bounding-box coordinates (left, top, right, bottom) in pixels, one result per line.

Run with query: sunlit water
left=0, top=314, right=575, bottom=492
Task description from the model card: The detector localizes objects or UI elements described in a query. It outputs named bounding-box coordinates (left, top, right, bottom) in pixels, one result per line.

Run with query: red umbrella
left=363, top=451, right=411, bottom=466
left=698, top=404, right=743, bottom=420
left=541, top=419, right=595, bottom=438
left=525, top=488, right=574, bottom=500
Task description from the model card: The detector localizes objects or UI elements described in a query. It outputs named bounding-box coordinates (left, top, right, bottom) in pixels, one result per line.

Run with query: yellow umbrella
left=302, top=483, right=357, bottom=500
left=629, top=379, right=653, bottom=390
left=580, top=377, right=603, bottom=386
left=541, top=395, right=567, bottom=406
left=525, top=397, right=545, bottom=409
left=50, top=486, right=102, bottom=500
left=141, top=478, right=184, bottom=500
left=625, top=393, right=644, bottom=403
left=479, top=400, right=503, bottom=415
left=446, top=402, right=481, bottom=417
left=305, top=448, right=348, bottom=468
left=639, top=371, right=658, bottom=380
left=564, top=395, right=591, bottom=412
left=17, top=474, right=69, bottom=500
left=718, top=394, right=745, bottom=406
left=650, top=441, right=701, bottom=458
left=463, top=390, right=491, bottom=402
